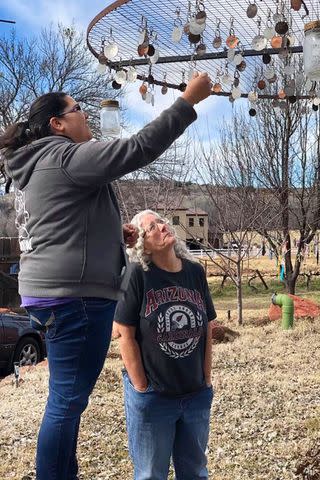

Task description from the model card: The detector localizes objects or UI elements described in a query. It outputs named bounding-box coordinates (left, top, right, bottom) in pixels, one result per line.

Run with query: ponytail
left=0, top=91, right=68, bottom=191
left=0, top=121, right=33, bottom=191
left=0, top=121, right=32, bottom=152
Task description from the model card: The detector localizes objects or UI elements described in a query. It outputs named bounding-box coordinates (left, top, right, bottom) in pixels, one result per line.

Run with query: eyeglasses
left=143, top=218, right=169, bottom=237
left=58, top=103, right=82, bottom=116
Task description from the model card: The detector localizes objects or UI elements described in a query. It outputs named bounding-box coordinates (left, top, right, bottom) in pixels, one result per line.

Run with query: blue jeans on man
left=123, top=370, right=213, bottom=480
left=27, top=298, right=116, bottom=480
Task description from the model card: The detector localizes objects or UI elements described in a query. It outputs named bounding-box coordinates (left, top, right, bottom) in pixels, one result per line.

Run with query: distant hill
left=0, top=181, right=309, bottom=238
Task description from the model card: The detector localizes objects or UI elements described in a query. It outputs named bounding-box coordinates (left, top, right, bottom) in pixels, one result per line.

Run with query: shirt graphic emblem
left=157, top=304, right=203, bottom=359
left=14, top=189, right=33, bottom=252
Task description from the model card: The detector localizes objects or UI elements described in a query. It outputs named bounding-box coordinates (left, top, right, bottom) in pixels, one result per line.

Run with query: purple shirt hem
left=21, top=296, right=76, bottom=308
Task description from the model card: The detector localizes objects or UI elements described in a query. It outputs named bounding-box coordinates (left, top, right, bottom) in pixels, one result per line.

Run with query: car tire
left=12, top=336, right=41, bottom=369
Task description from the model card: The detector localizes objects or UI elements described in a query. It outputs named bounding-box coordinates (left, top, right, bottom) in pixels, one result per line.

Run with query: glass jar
left=100, top=99, right=121, bottom=138
left=304, top=20, right=320, bottom=81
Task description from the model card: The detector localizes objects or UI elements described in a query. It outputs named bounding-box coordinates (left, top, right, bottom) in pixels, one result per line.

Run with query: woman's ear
left=49, top=117, right=64, bottom=134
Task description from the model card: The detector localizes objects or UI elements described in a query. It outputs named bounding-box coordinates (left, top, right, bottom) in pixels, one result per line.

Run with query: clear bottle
left=304, top=20, right=320, bottom=81
left=100, top=99, right=121, bottom=138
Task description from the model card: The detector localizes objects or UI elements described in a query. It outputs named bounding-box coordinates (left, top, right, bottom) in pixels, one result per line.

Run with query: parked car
left=0, top=311, right=46, bottom=374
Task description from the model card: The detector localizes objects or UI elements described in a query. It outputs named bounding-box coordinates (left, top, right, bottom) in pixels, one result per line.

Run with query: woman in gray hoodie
left=0, top=72, right=212, bottom=480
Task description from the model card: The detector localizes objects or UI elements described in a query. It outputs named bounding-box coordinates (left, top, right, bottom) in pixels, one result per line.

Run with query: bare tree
left=213, top=101, right=320, bottom=294
left=0, top=193, right=16, bottom=236
left=114, top=135, right=193, bottom=221
left=0, top=23, right=126, bottom=229
left=0, top=24, right=122, bottom=136
left=191, top=139, right=278, bottom=325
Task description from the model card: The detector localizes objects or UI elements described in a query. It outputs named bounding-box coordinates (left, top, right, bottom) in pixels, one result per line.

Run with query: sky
left=0, top=0, right=239, bottom=140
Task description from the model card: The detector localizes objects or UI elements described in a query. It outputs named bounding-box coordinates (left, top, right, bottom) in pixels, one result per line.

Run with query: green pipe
left=271, top=293, right=294, bottom=330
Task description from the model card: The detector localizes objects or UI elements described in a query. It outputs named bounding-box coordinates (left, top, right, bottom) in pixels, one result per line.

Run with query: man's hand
left=182, top=72, right=212, bottom=106
left=123, top=223, right=138, bottom=248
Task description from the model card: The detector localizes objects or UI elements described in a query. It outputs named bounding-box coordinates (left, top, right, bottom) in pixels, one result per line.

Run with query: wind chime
left=88, top=0, right=320, bottom=114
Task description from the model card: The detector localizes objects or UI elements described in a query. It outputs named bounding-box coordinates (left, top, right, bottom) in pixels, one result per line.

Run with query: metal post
left=13, top=362, right=20, bottom=387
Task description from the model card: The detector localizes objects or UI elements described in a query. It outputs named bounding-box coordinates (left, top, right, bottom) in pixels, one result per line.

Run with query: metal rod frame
left=0, top=19, right=16, bottom=24
left=86, top=0, right=318, bottom=101
left=107, top=46, right=303, bottom=68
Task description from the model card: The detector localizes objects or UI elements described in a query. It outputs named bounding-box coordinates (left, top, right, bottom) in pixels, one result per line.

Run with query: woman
left=115, top=210, right=216, bottom=480
left=0, top=73, right=212, bottom=480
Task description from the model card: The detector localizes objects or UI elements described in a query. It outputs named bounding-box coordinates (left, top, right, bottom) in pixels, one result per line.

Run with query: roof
left=155, top=206, right=208, bottom=215
left=186, top=209, right=208, bottom=216
left=155, top=206, right=188, bottom=211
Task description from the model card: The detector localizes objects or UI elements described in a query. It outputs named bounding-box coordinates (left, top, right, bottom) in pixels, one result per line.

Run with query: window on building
left=188, top=217, right=194, bottom=227
left=172, top=216, right=180, bottom=225
left=199, top=217, right=204, bottom=227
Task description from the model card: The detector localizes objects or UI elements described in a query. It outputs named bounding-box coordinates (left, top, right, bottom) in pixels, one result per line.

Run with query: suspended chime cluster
left=93, top=0, right=320, bottom=115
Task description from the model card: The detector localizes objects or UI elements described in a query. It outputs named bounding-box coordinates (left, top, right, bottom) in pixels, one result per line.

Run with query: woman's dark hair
left=0, top=92, right=68, bottom=192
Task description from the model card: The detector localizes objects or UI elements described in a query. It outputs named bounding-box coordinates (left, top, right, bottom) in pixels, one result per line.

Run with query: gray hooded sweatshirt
left=5, top=97, right=197, bottom=300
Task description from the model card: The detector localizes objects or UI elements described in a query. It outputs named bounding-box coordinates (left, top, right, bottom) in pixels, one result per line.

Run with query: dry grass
left=202, top=255, right=320, bottom=277
left=0, top=304, right=319, bottom=480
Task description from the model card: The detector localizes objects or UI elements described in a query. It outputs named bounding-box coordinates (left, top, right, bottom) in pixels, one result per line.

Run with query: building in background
left=156, top=207, right=208, bottom=250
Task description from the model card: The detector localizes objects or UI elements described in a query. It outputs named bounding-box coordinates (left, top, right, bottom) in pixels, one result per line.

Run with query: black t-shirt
left=115, top=259, right=216, bottom=396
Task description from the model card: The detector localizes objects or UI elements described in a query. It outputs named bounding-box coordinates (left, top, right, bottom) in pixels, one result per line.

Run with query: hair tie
left=24, top=120, right=31, bottom=135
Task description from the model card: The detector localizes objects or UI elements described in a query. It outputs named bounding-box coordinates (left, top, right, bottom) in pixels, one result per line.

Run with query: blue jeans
left=27, top=298, right=117, bottom=480
left=123, top=370, right=213, bottom=480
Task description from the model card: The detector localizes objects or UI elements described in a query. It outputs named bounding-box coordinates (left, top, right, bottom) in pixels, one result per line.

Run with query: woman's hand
left=133, top=382, right=149, bottom=392
left=123, top=223, right=138, bottom=247
left=182, top=72, right=212, bottom=106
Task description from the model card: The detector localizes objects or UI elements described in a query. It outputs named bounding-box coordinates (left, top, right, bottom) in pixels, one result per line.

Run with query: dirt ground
left=0, top=304, right=319, bottom=480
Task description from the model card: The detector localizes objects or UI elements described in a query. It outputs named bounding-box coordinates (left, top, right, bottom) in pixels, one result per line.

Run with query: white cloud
left=124, top=83, right=177, bottom=122
left=2, top=0, right=107, bottom=32
left=120, top=80, right=234, bottom=145
left=122, top=81, right=227, bottom=126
